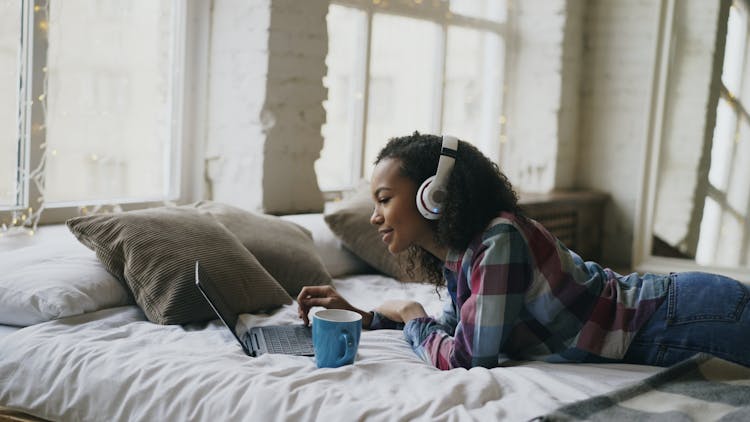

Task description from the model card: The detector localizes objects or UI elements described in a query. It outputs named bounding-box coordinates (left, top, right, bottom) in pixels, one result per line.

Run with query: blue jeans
left=623, top=272, right=750, bottom=367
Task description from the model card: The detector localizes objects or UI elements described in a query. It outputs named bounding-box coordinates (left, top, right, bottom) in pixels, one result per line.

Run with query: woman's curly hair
left=375, top=131, right=522, bottom=286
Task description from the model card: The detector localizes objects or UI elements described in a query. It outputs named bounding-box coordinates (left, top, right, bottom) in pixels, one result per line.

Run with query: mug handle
left=334, top=331, right=355, bottom=367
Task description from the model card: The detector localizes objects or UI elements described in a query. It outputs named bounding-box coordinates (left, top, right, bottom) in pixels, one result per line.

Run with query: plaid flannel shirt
left=398, top=212, right=670, bottom=370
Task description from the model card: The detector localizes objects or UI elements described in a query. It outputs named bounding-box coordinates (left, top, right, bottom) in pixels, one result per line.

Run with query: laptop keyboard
left=262, top=326, right=314, bottom=355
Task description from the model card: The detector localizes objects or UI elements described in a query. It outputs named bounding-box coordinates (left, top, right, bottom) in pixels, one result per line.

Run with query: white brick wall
left=556, top=0, right=585, bottom=189
left=205, top=0, right=270, bottom=211
left=502, top=0, right=584, bottom=193
left=503, top=0, right=567, bottom=193
left=576, top=0, right=661, bottom=268
left=205, top=0, right=326, bottom=214
left=263, top=0, right=327, bottom=214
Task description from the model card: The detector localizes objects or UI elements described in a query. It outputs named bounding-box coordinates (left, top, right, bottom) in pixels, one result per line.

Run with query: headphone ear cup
left=417, top=135, right=457, bottom=221
left=416, top=175, right=441, bottom=220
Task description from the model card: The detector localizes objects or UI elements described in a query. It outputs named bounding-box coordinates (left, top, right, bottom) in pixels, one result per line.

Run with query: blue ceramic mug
left=312, top=309, right=362, bottom=368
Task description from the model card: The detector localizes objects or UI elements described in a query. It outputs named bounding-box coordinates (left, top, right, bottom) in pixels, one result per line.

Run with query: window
left=0, top=0, right=189, bottom=231
left=318, top=0, right=509, bottom=191
left=696, top=0, right=750, bottom=266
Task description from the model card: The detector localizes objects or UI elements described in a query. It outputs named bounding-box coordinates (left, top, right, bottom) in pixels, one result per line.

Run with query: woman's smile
left=379, top=228, right=394, bottom=244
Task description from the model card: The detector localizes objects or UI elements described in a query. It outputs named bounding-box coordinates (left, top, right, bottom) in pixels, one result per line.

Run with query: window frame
left=0, top=0, right=209, bottom=229
left=322, top=0, right=510, bottom=195
left=696, top=0, right=750, bottom=266
left=634, top=0, right=750, bottom=282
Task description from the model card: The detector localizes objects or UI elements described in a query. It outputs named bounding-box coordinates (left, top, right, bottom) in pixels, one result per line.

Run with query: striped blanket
left=541, top=354, right=750, bottom=421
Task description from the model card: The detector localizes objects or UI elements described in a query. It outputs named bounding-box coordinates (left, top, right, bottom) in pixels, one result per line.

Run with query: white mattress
left=0, top=274, right=659, bottom=421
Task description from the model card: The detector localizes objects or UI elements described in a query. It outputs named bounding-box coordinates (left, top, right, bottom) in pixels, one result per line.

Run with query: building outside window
left=0, top=0, right=187, bottom=231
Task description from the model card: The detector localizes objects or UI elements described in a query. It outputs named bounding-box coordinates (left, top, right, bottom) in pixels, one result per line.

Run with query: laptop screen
left=194, top=261, right=248, bottom=352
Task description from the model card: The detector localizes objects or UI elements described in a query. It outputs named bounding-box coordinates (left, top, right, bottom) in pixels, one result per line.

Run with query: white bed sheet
left=0, top=275, right=659, bottom=421
left=0, top=325, right=19, bottom=342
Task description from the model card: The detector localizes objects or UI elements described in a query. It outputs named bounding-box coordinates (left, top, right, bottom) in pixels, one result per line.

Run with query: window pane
left=364, top=14, right=440, bottom=179
left=44, top=0, right=177, bottom=203
left=722, top=3, right=747, bottom=94
left=708, top=98, right=736, bottom=190
left=715, top=210, right=743, bottom=267
left=0, top=0, right=21, bottom=207
left=450, top=0, right=507, bottom=23
left=317, top=5, right=366, bottom=191
left=696, top=196, right=720, bottom=265
left=443, top=26, right=504, bottom=162
left=727, top=117, right=750, bottom=214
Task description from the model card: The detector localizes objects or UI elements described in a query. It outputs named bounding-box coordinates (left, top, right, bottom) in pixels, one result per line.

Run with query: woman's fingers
left=297, top=285, right=336, bottom=302
left=296, top=285, right=345, bottom=325
left=296, top=286, right=325, bottom=324
left=300, top=296, right=332, bottom=308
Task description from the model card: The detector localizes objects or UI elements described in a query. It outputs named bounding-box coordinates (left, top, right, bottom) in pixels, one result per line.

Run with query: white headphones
left=416, top=135, right=458, bottom=220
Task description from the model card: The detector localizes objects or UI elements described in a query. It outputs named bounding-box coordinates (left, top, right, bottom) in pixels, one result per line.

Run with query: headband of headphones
left=416, top=135, right=458, bottom=220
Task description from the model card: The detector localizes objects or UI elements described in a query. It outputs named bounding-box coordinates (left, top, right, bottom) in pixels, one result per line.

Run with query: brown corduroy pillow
left=192, top=201, right=331, bottom=296
left=323, top=184, right=431, bottom=283
left=66, top=206, right=293, bottom=325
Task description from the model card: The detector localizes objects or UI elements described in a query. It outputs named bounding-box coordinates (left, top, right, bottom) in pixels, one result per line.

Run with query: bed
left=1, top=199, right=748, bottom=422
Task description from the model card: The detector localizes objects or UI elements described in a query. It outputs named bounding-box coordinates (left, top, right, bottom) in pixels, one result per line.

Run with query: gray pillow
left=193, top=201, right=332, bottom=296
left=323, top=185, right=430, bottom=282
left=67, top=206, right=293, bottom=325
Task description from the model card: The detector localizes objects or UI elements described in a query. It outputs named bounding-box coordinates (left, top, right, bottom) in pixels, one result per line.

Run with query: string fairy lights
left=0, top=0, right=174, bottom=238
left=1, top=0, right=49, bottom=238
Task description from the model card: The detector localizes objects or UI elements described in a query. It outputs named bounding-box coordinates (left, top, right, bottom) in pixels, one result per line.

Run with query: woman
left=297, top=132, right=750, bottom=370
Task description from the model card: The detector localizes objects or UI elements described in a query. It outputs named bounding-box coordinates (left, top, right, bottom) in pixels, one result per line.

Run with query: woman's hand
left=297, top=285, right=373, bottom=328
left=375, top=300, right=427, bottom=324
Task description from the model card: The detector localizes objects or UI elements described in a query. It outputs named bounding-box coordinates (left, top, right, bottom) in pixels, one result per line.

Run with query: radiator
left=520, top=190, right=608, bottom=263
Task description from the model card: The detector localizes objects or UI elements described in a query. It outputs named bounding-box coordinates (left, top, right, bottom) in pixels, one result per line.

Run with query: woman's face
left=369, top=158, right=434, bottom=254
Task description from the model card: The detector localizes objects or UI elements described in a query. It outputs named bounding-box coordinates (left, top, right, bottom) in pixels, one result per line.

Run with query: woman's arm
left=403, top=225, right=532, bottom=369
left=374, top=300, right=428, bottom=322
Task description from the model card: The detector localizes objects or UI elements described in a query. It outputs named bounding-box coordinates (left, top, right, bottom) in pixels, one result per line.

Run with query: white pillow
left=0, top=225, right=132, bottom=326
left=281, top=213, right=372, bottom=278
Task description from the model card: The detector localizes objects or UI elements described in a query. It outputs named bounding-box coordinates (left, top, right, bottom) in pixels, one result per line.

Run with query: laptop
left=194, top=261, right=314, bottom=357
